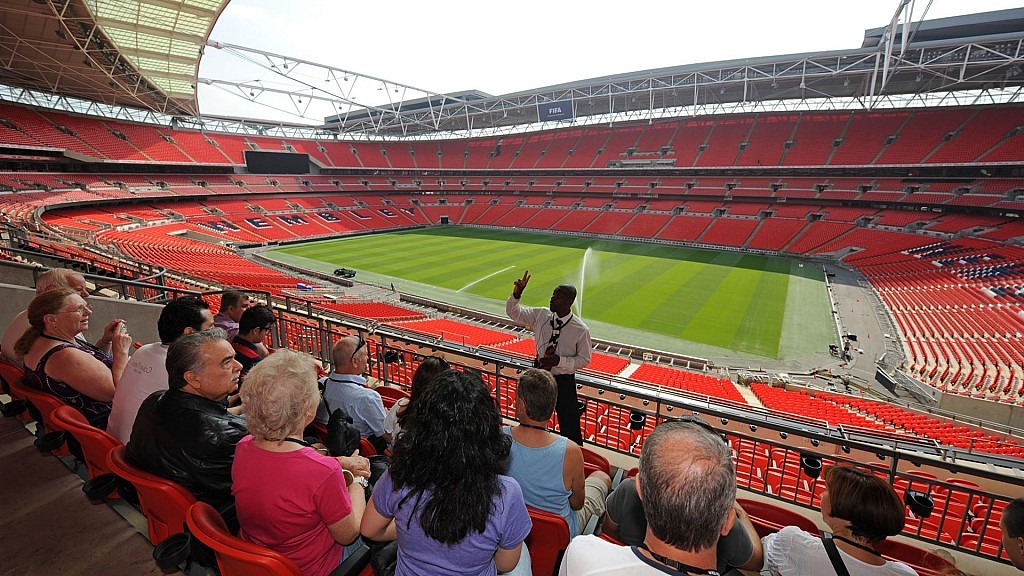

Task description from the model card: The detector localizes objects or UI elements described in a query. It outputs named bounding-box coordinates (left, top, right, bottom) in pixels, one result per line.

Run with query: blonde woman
left=232, top=349, right=368, bottom=576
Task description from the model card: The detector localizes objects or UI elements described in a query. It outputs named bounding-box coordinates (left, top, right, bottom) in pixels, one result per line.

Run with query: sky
left=197, top=0, right=1024, bottom=125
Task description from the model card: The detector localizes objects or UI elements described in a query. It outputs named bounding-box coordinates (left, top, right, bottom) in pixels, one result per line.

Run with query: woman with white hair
left=232, top=349, right=367, bottom=576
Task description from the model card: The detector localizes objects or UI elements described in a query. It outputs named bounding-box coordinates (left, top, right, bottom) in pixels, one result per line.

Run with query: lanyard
left=638, top=547, right=721, bottom=576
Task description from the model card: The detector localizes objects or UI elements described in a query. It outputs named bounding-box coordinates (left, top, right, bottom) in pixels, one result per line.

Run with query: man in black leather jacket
left=126, top=328, right=245, bottom=508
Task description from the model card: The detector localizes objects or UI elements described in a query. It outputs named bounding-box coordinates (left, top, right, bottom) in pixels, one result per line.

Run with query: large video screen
left=245, top=150, right=310, bottom=174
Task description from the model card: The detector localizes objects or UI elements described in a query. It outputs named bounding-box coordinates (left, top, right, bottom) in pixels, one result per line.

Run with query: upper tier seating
left=4, top=104, right=1023, bottom=168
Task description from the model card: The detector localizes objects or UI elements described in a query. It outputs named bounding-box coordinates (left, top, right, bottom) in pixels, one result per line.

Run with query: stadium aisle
left=0, top=411, right=169, bottom=574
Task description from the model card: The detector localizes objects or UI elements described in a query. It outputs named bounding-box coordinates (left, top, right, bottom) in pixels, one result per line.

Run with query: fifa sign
left=538, top=99, right=574, bottom=122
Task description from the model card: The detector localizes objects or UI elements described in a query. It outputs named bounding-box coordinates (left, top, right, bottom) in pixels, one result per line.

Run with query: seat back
left=359, top=436, right=377, bottom=457
left=525, top=506, right=571, bottom=576
left=8, top=377, right=67, bottom=434
left=580, top=445, right=611, bottom=477
left=0, top=358, right=26, bottom=396
left=376, top=386, right=409, bottom=409
left=106, top=445, right=196, bottom=544
left=735, top=498, right=820, bottom=538
left=51, top=405, right=121, bottom=479
left=875, top=538, right=956, bottom=576
left=0, top=358, right=32, bottom=420
left=186, top=501, right=303, bottom=576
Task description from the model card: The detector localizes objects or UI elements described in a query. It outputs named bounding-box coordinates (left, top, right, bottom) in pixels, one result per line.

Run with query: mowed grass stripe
left=273, top=227, right=829, bottom=358
left=730, top=260, right=790, bottom=357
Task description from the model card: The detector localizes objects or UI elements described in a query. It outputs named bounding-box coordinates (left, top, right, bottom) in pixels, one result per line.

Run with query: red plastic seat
left=106, top=445, right=196, bottom=544
left=375, top=386, right=409, bottom=409
left=50, top=405, right=121, bottom=480
left=359, top=436, right=377, bottom=457
left=875, top=539, right=956, bottom=576
left=526, top=506, right=571, bottom=576
left=581, top=445, right=611, bottom=477
left=0, top=358, right=31, bottom=421
left=185, top=501, right=303, bottom=576
left=8, top=377, right=72, bottom=456
left=735, top=498, right=820, bottom=538
left=0, top=357, right=26, bottom=396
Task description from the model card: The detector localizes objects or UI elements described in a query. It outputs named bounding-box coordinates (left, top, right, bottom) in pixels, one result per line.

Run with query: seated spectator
left=504, top=368, right=611, bottom=538
left=233, top=349, right=367, bottom=576
left=3, top=268, right=124, bottom=366
left=126, top=329, right=246, bottom=508
left=1001, top=497, right=1024, bottom=571
left=360, top=369, right=531, bottom=575
left=15, top=287, right=132, bottom=428
left=213, top=290, right=250, bottom=340
left=600, top=420, right=761, bottom=572
left=315, top=334, right=390, bottom=452
left=561, top=420, right=747, bottom=575
left=383, top=355, right=448, bottom=445
left=107, top=296, right=214, bottom=444
left=231, top=304, right=274, bottom=378
left=763, top=465, right=917, bottom=576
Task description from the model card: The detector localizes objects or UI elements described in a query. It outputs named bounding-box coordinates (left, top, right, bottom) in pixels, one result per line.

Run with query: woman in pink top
left=232, top=349, right=368, bottom=576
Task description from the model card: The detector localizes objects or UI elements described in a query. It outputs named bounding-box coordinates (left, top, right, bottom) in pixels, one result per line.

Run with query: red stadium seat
left=735, top=498, right=820, bottom=539
left=376, top=386, right=409, bottom=409
left=186, top=501, right=303, bottom=576
left=8, top=377, right=71, bottom=456
left=106, top=445, right=196, bottom=544
left=581, top=445, right=611, bottom=477
left=525, top=506, right=571, bottom=576
left=50, top=405, right=121, bottom=480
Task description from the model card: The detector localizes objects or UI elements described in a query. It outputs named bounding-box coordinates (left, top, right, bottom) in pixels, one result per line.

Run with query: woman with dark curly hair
left=360, top=369, right=531, bottom=575
left=764, top=465, right=917, bottom=576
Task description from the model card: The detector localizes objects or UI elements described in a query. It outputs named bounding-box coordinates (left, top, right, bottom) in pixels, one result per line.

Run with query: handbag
left=324, top=398, right=361, bottom=457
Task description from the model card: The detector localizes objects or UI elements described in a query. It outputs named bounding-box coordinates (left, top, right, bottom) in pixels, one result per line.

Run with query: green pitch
left=270, top=227, right=834, bottom=359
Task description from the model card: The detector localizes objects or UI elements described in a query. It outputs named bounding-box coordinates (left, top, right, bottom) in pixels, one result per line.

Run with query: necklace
left=517, top=422, right=550, bottom=432
left=641, top=547, right=721, bottom=575
left=281, top=437, right=313, bottom=447
left=40, top=333, right=76, bottom=345
left=831, top=534, right=882, bottom=557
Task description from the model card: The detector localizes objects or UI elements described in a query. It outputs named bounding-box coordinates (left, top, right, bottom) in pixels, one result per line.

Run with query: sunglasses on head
left=350, top=333, right=366, bottom=363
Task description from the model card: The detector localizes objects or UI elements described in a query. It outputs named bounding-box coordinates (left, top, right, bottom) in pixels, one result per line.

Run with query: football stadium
left=0, top=0, right=1023, bottom=574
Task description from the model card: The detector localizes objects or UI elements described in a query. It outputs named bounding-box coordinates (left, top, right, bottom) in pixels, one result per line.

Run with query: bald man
left=315, top=334, right=390, bottom=452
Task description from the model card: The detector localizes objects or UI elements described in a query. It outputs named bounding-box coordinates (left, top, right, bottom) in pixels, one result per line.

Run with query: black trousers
left=554, top=373, right=583, bottom=445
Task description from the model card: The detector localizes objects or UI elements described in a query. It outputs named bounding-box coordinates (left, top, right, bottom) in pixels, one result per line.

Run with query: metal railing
left=4, top=227, right=1023, bottom=565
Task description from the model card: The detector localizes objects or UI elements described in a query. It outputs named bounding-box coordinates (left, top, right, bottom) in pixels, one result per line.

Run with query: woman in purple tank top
left=14, top=287, right=132, bottom=428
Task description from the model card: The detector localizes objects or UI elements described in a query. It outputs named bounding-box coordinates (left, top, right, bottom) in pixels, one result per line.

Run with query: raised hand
left=512, top=269, right=531, bottom=299
left=110, top=321, right=132, bottom=357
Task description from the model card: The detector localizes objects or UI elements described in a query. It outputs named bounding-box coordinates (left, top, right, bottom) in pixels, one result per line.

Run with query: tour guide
left=506, top=270, right=592, bottom=445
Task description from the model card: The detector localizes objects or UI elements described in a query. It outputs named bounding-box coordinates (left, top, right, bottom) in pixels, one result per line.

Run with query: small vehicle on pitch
left=333, top=267, right=357, bottom=278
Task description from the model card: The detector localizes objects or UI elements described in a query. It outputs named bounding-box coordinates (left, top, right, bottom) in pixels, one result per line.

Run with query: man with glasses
left=315, top=333, right=390, bottom=453
left=506, top=270, right=591, bottom=445
left=231, top=305, right=275, bottom=379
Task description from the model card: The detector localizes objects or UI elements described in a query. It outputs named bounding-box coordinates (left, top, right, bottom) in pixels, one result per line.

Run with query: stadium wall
left=939, top=393, right=1024, bottom=431
left=0, top=277, right=163, bottom=346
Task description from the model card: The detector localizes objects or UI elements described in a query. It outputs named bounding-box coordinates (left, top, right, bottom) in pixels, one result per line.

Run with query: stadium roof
left=1, top=3, right=1022, bottom=138
left=0, top=0, right=228, bottom=116
left=316, top=8, right=1024, bottom=136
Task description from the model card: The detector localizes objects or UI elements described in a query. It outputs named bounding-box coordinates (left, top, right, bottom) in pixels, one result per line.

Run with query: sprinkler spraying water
left=577, top=247, right=593, bottom=317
